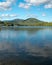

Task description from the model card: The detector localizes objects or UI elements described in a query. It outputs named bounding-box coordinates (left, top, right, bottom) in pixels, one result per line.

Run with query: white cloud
left=19, top=2, right=31, bottom=9
left=42, top=13, right=46, bottom=17
left=0, top=0, right=16, bottom=10
left=10, top=14, right=17, bottom=17
left=19, top=0, right=52, bottom=9
left=45, top=4, right=52, bottom=8
left=25, top=0, right=48, bottom=5
left=27, top=14, right=37, bottom=18
left=0, top=14, right=17, bottom=18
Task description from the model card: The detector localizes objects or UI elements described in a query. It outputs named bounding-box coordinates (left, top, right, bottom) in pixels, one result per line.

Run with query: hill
left=0, top=18, right=52, bottom=26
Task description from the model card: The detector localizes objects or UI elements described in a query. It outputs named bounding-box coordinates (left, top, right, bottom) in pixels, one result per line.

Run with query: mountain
left=0, top=18, right=52, bottom=26
left=16, top=18, right=44, bottom=26
left=11, top=19, right=24, bottom=23
left=24, top=18, right=43, bottom=23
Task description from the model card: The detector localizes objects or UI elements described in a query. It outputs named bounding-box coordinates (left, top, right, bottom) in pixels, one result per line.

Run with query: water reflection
left=0, top=27, right=52, bottom=65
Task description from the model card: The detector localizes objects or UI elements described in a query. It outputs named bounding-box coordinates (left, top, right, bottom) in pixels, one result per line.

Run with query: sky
left=0, top=0, right=52, bottom=22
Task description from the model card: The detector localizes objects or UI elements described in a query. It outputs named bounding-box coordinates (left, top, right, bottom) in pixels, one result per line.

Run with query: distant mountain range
left=0, top=18, right=52, bottom=26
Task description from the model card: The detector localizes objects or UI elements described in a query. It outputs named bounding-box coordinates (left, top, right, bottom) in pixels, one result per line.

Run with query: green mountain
left=0, top=18, right=52, bottom=26
left=15, top=18, right=44, bottom=26
left=24, top=18, right=43, bottom=22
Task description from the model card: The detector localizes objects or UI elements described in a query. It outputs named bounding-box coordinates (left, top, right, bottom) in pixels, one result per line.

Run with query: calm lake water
left=0, top=26, right=52, bottom=65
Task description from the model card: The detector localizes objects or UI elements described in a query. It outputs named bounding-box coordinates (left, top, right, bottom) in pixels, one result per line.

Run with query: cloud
left=19, top=2, right=31, bottom=9
left=0, top=14, right=18, bottom=20
left=19, top=0, right=52, bottom=9
left=0, top=0, right=16, bottom=10
left=42, top=13, right=46, bottom=17
left=0, top=14, right=18, bottom=18
left=27, top=14, right=38, bottom=18
left=45, top=3, right=52, bottom=8
left=25, top=0, right=48, bottom=5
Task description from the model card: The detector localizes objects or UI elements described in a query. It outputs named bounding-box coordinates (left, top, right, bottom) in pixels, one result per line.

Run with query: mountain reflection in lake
left=0, top=27, right=52, bottom=65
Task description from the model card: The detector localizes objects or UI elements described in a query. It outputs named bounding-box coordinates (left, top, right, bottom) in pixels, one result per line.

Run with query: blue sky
left=0, top=0, right=52, bottom=22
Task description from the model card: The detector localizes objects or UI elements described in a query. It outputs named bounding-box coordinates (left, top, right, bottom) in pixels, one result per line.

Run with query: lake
left=0, top=26, right=52, bottom=65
